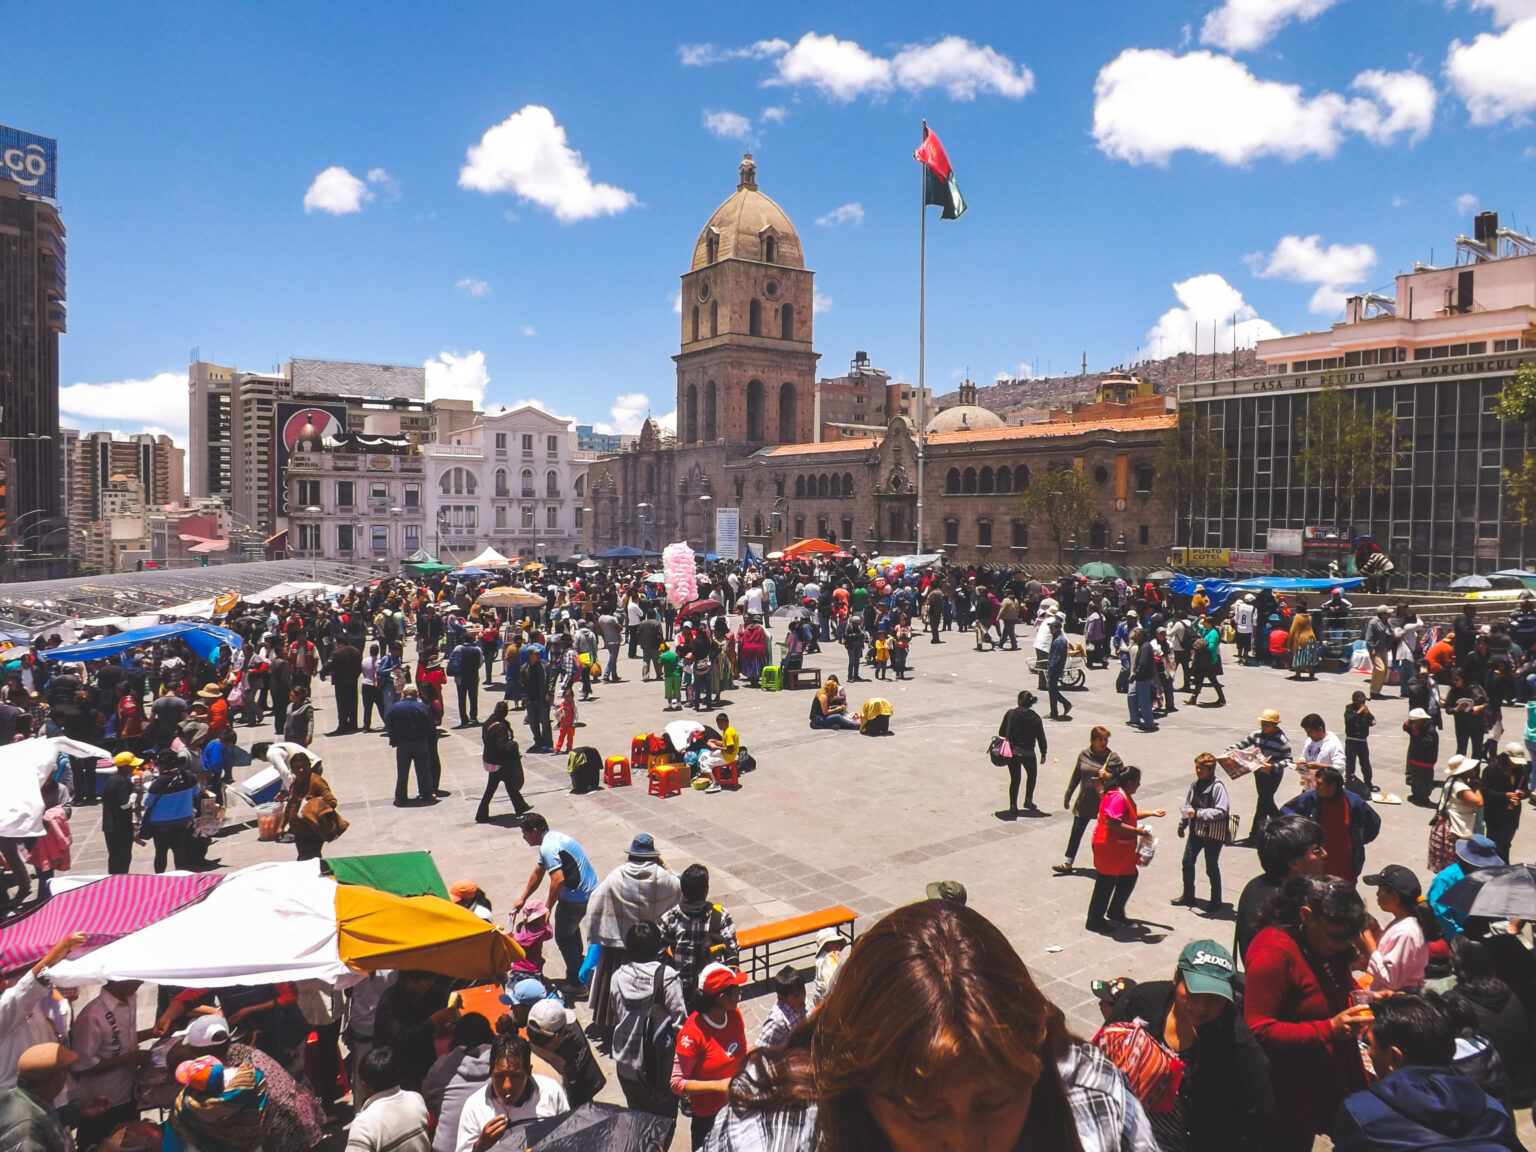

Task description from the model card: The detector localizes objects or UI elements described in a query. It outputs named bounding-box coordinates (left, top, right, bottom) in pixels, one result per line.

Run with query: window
left=404, top=524, right=421, bottom=550
left=780, top=303, right=794, bottom=340
left=842, top=517, right=853, bottom=542
left=546, top=470, right=559, bottom=497
left=297, top=523, right=320, bottom=551
left=778, top=383, right=796, bottom=442
left=495, top=468, right=509, bottom=497
left=548, top=435, right=559, bottom=456
left=495, top=432, right=507, bottom=452
left=794, top=516, right=805, bottom=538
left=1134, top=466, right=1153, bottom=493
left=546, top=506, right=558, bottom=528
left=370, top=483, right=389, bottom=510
left=817, top=517, right=828, bottom=539
left=575, top=507, right=584, bottom=529
left=495, top=505, right=507, bottom=529
left=706, top=235, right=718, bottom=263
left=704, top=381, right=717, bottom=441
left=404, top=484, right=420, bottom=509
left=521, top=469, right=535, bottom=497
left=297, top=479, right=321, bottom=507
left=749, top=299, right=762, bottom=337
left=794, top=475, right=806, bottom=499
left=521, top=434, right=533, bottom=454
left=842, top=473, right=853, bottom=497
left=574, top=475, right=585, bottom=498
left=1089, top=522, right=1107, bottom=549
left=747, top=380, right=765, bottom=441
left=962, top=468, right=977, bottom=494
left=439, top=467, right=477, bottom=496
left=945, top=518, right=960, bottom=546
left=977, top=520, right=992, bottom=548
left=818, top=474, right=829, bottom=499
left=522, top=505, right=535, bottom=528
left=691, top=306, right=700, bottom=342
left=710, top=300, right=718, bottom=337
left=686, top=383, right=698, bottom=442
left=829, top=473, right=841, bottom=498
left=1139, top=525, right=1149, bottom=545
left=1011, top=520, right=1028, bottom=549
left=1015, top=465, right=1030, bottom=490
left=996, top=466, right=1013, bottom=494
left=889, top=509, right=904, bottom=541
left=979, top=467, right=994, bottom=494
left=945, top=468, right=961, bottom=494
left=337, top=524, right=355, bottom=552
left=764, top=235, right=776, bottom=263
left=372, top=525, right=388, bottom=553
left=1093, top=466, right=1109, bottom=484
left=335, top=480, right=355, bottom=508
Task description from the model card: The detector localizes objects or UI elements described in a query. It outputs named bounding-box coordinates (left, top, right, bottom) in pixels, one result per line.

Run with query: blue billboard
left=0, top=125, right=56, bottom=199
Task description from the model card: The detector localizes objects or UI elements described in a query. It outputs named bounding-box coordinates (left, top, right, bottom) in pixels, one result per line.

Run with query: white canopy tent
left=458, top=547, right=513, bottom=569
left=0, top=737, right=111, bottom=838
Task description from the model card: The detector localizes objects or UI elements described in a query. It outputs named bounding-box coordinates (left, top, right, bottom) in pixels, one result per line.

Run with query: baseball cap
left=526, top=999, right=572, bottom=1036
left=925, top=880, right=968, bottom=904
left=1176, top=940, right=1236, bottom=1002
left=180, top=1014, right=231, bottom=1049
left=112, top=751, right=143, bottom=769
left=698, top=962, right=748, bottom=996
left=500, top=977, right=551, bottom=1006
left=1090, top=977, right=1135, bottom=1004
left=1362, top=864, right=1422, bottom=899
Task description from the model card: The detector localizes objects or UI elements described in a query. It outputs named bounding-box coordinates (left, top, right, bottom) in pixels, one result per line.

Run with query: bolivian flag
left=915, top=122, right=967, bottom=220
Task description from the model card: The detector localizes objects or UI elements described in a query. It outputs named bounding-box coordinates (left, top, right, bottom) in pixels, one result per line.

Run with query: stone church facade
left=584, top=156, right=1177, bottom=569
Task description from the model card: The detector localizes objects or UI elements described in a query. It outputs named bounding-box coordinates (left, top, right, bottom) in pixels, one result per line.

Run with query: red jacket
left=1243, top=926, right=1366, bottom=1138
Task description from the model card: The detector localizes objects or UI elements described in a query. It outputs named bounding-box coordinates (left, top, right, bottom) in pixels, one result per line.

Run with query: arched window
left=764, top=235, right=776, bottom=263
left=829, top=473, right=841, bottom=498
left=794, top=475, right=806, bottom=499
left=817, top=474, right=829, bottom=499
left=1015, top=465, right=1031, bottom=490
left=438, top=467, right=477, bottom=496
left=709, top=300, right=719, bottom=337
left=979, top=466, right=995, bottom=494
left=753, top=513, right=764, bottom=537
left=691, top=306, right=699, bottom=342
left=749, top=299, right=762, bottom=336
left=494, top=468, right=509, bottom=498
left=962, top=467, right=978, bottom=494
left=778, top=382, right=797, bottom=443
left=574, top=475, right=585, bottom=498
left=685, top=383, right=699, bottom=443
left=780, top=303, right=794, bottom=340
left=704, top=381, right=717, bottom=442
left=746, top=380, right=765, bottom=441
left=945, top=468, right=961, bottom=494
left=842, top=472, right=854, bottom=497
left=546, top=470, right=559, bottom=496
left=705, top=235, right=718, bottom=263
left=996, top=466, right=1013, bottom=494
left=1090, top=522, right=1108, bottom=549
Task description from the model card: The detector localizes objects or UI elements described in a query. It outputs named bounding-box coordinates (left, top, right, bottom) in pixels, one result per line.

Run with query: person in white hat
left=1481, top=743, right=1529, bottom=862
left=1442, top=756, right=1485, bottom=845
left=1404, top=707, right=1440, bottom=806
left=1364, top=605, right=1398, bottom=699
left=1232, top=593, right=1257, bottom=665
left=807, top=928, right=850, bottom=1013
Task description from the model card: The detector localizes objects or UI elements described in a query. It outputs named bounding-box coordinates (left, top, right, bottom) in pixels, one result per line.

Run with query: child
left=1404, top=706, right=1439, bottom=806
left=754, top=966, right=808, bottom=1049
left=510, top=899, right=553, bottom=977
left=659, top=642, right=683, bottom=711
left=554, top=686, right=576, bottom=753
left=1344, top=690, right=1376, bottom=793
left=873, top=632, right=890, bottom=680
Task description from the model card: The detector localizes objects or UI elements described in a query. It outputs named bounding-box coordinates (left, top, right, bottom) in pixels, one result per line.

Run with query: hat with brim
left=500, top=977, right=551, bottom=1006
left=1260, top=709, right=1281, bottom=724
left=16, top=1043, right=76, bottom=1081
left=1446, top=755, right=1480, bottom=777
left=626, top=833, right=661, bottom=859
left=112, top=751, right=144, bottom=769
left=1176, top=940, right=1236, bottom=1002
left=1243, top=594, right=1255, bottom=603
left=1502, top=742, right=1532, bottom=765
left=197, top=683, right=224, bottom=699
left=1456, top=836, right=1503, bottom=869
left=1362, top=864, right=1422, bottom=899
left=814, top=927, right=849, bottom=954
left=1408, top=708, right=1431, bottom=721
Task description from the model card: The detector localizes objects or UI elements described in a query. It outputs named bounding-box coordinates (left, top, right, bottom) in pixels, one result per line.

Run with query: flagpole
left=916, top=123, right=927, bottom=555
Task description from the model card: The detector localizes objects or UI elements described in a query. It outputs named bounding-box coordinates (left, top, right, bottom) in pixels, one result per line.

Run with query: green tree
left=1019, top=466, right=1100, bottom=564
left=1295, top=381, right=1406, bottom=520
left=1151, top=406, right=1227, bottom=541
left=1496, top=362, right=1536, bottom=524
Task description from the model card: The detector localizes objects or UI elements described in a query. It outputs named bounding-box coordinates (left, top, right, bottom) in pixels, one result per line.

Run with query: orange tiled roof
left=757, top=438, right=878, bottom=457
left=927, top=414, right=1175, bottom=445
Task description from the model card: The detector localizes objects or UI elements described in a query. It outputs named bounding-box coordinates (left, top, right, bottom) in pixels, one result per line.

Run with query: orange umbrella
left=781, top=538, right=842, bottom=559
left=335, top=885, right=521, bottom=981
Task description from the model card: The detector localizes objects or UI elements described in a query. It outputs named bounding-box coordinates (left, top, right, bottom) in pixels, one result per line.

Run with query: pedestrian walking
left=1224, top=708, right=1293, bottom=837
left=1085, top=765, right=1164, bottom=932
left=1173, top=753, right=1232, bottom=909
left=996, top=691, right=1047, bottom=816
left=1055, top=727, right=1124, bottom=875
left=1045, top=618, right=1072, bottom=721
left=477, top=702, right=530, bottom=823
left=1343, top=691, right=1376, bottom=791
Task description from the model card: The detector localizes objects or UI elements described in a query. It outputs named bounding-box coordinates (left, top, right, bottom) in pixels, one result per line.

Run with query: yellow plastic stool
left=760, top=666, right=782, bottom=692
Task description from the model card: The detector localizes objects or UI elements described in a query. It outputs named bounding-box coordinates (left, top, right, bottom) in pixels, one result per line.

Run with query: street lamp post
left=696, top=494, right=713, bottom=553
left=635, top=502, right=653, bottom=552
left=436, top=508, right=450, bottom=561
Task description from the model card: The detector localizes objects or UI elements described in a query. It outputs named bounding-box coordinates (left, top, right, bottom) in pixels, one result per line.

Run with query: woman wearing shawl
left=736, top=618, right=769, bottom=688
left=165, top=1057, right=267, bottom=1152
left=584, top=835, right=681, bottom=1034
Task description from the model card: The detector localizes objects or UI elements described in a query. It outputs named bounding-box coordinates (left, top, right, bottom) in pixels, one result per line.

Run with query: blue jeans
left=1130, top=680, right=1155, bottom=727
left=554, top=898, right=587, bottom=984
left=605, top=645, right=620, bottom=681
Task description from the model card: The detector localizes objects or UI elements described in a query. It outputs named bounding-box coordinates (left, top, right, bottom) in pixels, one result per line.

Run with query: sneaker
left=705, top=783, right=722, bottom=794
left=1051, top=862, right=1073, bottom=875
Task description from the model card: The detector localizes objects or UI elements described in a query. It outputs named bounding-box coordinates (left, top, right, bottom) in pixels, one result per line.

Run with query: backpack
left=638, top=963, right=681, bottom=1090
left=568, top=746, right=602, bottom=794
left=446, top=647, right=462, bottom=677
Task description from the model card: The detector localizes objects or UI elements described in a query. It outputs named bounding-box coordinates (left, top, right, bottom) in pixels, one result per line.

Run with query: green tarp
left=405, top=561, right=455, bottom=575
left=324, top=852, right=449, bottom=900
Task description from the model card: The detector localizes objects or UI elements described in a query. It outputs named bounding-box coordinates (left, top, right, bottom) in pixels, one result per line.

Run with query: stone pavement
left=61, top=630, right=1530, bottom=1148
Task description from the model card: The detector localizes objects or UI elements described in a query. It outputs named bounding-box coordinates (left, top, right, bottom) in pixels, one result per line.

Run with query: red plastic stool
left=604, top=756, right=632, bottom=788
left=630, top=735, right=651, bottom=772
left=714, top=758, right=740, bottom=790
left=648, top=765, right=681, bottom=799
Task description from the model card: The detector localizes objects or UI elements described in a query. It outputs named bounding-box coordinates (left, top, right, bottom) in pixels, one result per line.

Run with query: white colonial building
left=422, top=405, right=591, bottom=563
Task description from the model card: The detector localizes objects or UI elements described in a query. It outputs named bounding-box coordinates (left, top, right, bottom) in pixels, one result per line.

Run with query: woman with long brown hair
left=706, top=899, right=1155, bottom=1151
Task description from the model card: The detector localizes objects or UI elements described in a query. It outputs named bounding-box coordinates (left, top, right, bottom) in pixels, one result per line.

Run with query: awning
left=0, top=738, right=113, bottom=839
left=188, top=540, right=231, bottom=554
left=335, top=885, right=519, bottom=978
left=324, top=852, right=449, bottom=900
left=782, top=538, right=842, bottom=559
left=477, top=587, right=546, bottom=610
left=41, top=622, right=243, bottom=662
left=0, top=874, right=223, bottom=973
left=459, top=547, right=511, bottom=569
left=405, top=561, right=455, bottom=575
left=1167, top=574, right=1364, bottom=610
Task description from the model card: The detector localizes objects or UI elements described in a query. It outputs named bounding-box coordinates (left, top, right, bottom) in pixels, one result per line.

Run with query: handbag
left=988, top=736, right=1013, bottom=766
left=1428, top=786, right=1458, bottom=873
left=1192, top=812, right=1241, bottom=844
left=1091, top=1018, right=1186, bottom=1113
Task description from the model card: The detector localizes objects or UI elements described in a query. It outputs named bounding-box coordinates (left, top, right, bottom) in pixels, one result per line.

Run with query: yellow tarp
left=335, top=884, right=522, bottom=981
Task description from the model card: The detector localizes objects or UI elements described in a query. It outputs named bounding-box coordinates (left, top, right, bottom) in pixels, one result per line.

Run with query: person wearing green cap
left=1102, top=939, right=1273, bottom=1152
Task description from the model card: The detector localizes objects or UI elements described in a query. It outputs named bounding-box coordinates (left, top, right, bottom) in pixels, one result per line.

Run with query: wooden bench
left=784, top=667, right=822, bottom=690
left=737, top=905, right=857, bottom=984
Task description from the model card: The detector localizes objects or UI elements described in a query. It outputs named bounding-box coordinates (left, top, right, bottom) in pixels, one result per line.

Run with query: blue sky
left=11, top=0, right=1536, bottom=447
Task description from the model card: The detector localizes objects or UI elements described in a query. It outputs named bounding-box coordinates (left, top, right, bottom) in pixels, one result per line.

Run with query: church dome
left=926, top=379, right=1005, bottom=434
left=690, top=154, right=804, bottom=271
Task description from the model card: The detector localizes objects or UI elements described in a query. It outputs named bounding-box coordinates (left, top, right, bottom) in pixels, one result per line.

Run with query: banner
left=275, top=402, right=347, bottom=517
left=1169, top=547, right=1230, bottom=567
left=0, top=126, right=56, bottom=199
left=1267, top=528, right=1304, bottom=555
left=1228, top=550, right=1274, bottom=573
left=715, top=506, right=740, bottom=560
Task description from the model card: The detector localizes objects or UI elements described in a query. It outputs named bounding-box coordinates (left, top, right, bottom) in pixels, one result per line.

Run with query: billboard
left=715, top=507, right=740, bottom=560
left=275, top=402, right=347, bottom=517
left=1267, top=528, right=1304, bottom=555
left=0, top=126, right=56, bottom=199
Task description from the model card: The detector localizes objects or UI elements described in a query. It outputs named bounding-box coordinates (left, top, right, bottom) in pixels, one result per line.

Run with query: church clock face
left=697, top=280, right=711, bottom=302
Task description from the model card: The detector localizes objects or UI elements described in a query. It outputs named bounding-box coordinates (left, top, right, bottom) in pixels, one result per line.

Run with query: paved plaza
left=62, top=629, right=1532, bottom=1147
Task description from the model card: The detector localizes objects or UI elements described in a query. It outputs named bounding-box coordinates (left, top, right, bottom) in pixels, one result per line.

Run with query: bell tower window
left=749, top=299, right=762, bottom=336
left=705, top=234, right=718, bottom=263
left=764, top=235, right=776, bottom=264
left=746, top=380, right=765, bottom=441
left=690, top=306, right=699, bottom=342
left=709, top=301, right=718, bottom=337
left=780, top=303, right=794, bottom=340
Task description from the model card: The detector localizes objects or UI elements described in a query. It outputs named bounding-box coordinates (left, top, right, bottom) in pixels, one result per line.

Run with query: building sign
left=715, top=506, right=740, bottom=560
left=275, top=402, right=347, bottom=517
left=0, top=125, right=56, bottom=199
left=1169, top=547, right=1230, bottom=567
left=1267, top=528, right=1303, bottom=555
left=368, top=455, right=394, bottom=470
left=1303, top=524, right=1352, bottom=550
left=1228, top=550, right=1274, bottom=573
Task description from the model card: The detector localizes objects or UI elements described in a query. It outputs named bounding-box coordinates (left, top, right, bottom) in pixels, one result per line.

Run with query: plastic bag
left=1136, top=834, right=1157, bottom=867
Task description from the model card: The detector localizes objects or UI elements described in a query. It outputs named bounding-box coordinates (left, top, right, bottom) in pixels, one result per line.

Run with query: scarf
left=585, top=861, right=681, bottom=947
left=170, top=1061, right=267, bottom=1152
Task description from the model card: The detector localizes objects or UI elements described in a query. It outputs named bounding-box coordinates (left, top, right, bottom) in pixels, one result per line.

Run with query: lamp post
left=635, top=502, right=653, bottom=553
left=771, top=496, right=789, bottom=552
left=696, top=494, right=713, bottom=553
left=436, top=507, right=450, bottom=561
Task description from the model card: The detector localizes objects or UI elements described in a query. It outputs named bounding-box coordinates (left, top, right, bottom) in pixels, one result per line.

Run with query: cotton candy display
left=663, top=542, right=697, bottom=606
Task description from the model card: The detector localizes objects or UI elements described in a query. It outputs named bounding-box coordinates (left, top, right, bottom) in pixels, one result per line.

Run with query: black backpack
left=568, top=746, right=602, bottom=794
left=639, top=963, right=681, bottom=1090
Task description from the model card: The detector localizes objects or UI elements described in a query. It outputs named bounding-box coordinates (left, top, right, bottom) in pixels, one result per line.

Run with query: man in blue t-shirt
left=512, top=812, right=598, bottom=994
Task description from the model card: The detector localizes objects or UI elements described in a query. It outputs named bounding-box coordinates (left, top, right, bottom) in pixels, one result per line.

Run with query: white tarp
left=245, top=582, right=344, bottom=603
left=161, top=598, right=217, bottom=619
left=50, top=861, right=354, bottom=988
left=0, top=738, right=111, bottom=838
left=459, top=547, right=510, bottom=569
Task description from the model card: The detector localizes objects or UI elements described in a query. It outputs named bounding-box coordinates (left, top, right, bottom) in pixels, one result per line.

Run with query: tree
left=1018, top=466, right=1099, bottom=564
left=1151, top=406, right=1227, bottom=542
left=1294, top=380, right=1406, bottom=521
left=1496, top=362, right=1536, bottom=524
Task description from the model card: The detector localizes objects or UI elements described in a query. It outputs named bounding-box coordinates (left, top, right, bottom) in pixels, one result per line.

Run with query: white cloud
left=424, top=350, right=490, bottom=407
left=693, top=32, right=1031, bottom=103
left=59, top=371, right=190, bottom=433
left=365, top=168, right=400, bottom=200
left=1145, top=273, right=1283, bottom=356
left=813, top=292, right=833, bottom=314
left=459, top=105, right=636, bottom=223
left=1458, top=192, right=1481, bottom=215
left=303, top=166, right=372, bottom=215
left=702, top=109, right=753, bottom=141
left=760, top=105, right=789, bottom=124
left=1446, top=17, right=1536, bottom=124
left=455, top=277, right=491, bottom=297
left=1093, top=50, right=1435, bottom=165
left=816, top=202, right=864, bottom=227
left=1200, top=0, right=1342, bottom=52
left=995, top=363, right=1043, bottom=382
left=1248, top=234, right=1377, bottom=314
left=1392, top=194, right=1408, bottom=208
left=670, top=291, right=682, bottom=314
left=520, top=325, right=537, bottom=337
left=1471, top=0, right=1536, bottom=26
left=589, top=391, right=662, bottom=437
left=890, top=36, right=1034, bottom=100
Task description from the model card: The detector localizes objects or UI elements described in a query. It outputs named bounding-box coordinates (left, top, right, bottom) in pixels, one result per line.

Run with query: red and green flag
left=914, top=122, right=967, bottom=220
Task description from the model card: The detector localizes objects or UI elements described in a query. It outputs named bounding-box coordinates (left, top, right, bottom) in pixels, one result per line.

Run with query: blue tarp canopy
left=1168, top=574, right=1364, bottom=610
left=594, top=546, right=659, bottom=559
left=40, top=622, right=243, bottom=663
left=743, top=545, right=761, bottom=564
